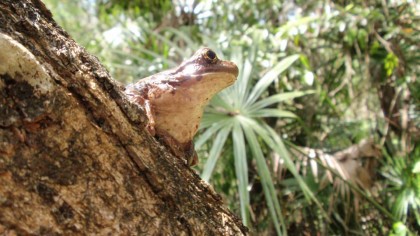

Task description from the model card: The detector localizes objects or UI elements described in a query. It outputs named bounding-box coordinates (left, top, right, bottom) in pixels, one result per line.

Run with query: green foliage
left=384, top=53, right=399, bottom=76
left=195, top=48, right=319, bottom=234
left=97, top=0, right=173, bottom=23
left=390, top=222, right=411, bottom=236
left=44, top=0, right=420, bottom=234
left=382, top=145, right=420, bottom=229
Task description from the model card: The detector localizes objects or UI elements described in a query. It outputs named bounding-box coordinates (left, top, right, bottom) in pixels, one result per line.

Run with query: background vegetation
left=44, top=0, right=419, bottom=235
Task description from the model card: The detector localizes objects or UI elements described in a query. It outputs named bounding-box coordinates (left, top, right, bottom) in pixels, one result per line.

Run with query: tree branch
left=0, top=1, right=247, bottom=234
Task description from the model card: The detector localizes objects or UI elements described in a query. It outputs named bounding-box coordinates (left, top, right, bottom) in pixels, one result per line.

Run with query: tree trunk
left=0, top=1, right=247, bottom=235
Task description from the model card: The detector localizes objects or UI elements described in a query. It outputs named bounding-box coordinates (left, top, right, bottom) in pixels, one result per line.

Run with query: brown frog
left=125, top=48, right=238, bottom=166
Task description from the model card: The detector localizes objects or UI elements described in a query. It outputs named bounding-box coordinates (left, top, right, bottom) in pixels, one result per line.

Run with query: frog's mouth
left=203, top=71, right=237, bottom=85
left=180, top=72, right=237, bottom=88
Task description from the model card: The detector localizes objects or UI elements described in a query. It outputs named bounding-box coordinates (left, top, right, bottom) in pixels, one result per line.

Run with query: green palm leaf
left=245, top=54, right=300, bottom=107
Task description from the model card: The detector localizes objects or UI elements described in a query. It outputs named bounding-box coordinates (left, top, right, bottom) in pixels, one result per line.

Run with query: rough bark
left=0, top=1, right=247, bottom=235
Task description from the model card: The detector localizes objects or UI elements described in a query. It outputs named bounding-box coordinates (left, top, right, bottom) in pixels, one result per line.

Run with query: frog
left=125, top=48, right=239, bottom=166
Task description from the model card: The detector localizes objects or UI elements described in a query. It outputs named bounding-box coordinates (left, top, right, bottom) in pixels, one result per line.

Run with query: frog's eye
left=203, top=49, right=218, bottom=64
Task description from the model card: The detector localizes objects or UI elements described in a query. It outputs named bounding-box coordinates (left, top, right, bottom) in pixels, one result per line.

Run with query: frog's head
left=171, top=47, right=239, bottom=90
left=151, top=48, right=238, bottom=144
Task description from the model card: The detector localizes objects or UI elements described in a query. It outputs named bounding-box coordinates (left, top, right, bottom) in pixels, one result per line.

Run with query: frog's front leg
left=185, top=141, right=198, bottom=166
left=157, top=133, right=198, bottom=166
left=126, top=83, right=157, bottom=136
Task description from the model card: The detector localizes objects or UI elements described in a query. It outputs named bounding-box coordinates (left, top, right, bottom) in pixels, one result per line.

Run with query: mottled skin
left=125, top=48, right=238, bottom=166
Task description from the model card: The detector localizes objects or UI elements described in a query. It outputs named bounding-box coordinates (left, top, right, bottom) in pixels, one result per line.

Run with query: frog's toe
left=185, top=143, right=198, bottom=166
left=146, top=124, right=156, bottom=136
left=188, top=152, right=198, bottom=166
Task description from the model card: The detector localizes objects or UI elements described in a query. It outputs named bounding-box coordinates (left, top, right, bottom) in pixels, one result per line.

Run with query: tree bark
left=0, top=1, right=247, bottom=235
